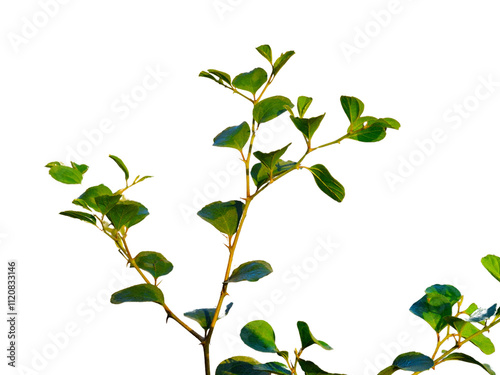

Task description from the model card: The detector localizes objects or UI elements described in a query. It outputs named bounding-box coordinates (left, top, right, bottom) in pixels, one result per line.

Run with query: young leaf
left=109, top=155, right=129, bottom=181
left=59, top=210, right=96, bottom=225
left=290, top=113, right=325, bottom=141
left=133, top=251, right=173, bottom=279
left=381, top=117, right=401, bottom=130
left=464, top=303, right=479, bottom=316
left=48, top=165, right=83, bottom=184
left=410, top=294, right=452, bottom=333
left=256, top=44, right=273, bottom=65
left=227, top=260, right=273, bottom=283
left=340, top=96, right=364, bottom=123
left=184, top=302, right=233, bottom=331
left=442, top=353, right=496, bottom=375
left=425, top=284, right=462, bottom=306
left=199, top=71, right=220, bottom=84
left=273, top=50, right=295, bottom=76
left=213, top=122, right=251, bottom=151
left=253, top=143, right=291, bottom=172
left=70, top=162, right=89, bottom=175
left=110, top=284, right=164, bottom=305
left=232, top=68, right=268, bottom=95
left=297, top=359, right=340, bottom=375
left=94, top=194, right=122, bottom=215
left=77, top=184, right=113, bottom=211
left=45, top=161, right=61, bottom=168
left=251, top=160, right=297, bottom=188
left=240, top=320, right=279, bottom=353
left=106, top=201, right=149, bottom=230
left=466, top=304, right=497, bottom=323
left=308, top=164, right=345, bottom=203
left=216, top=356, right=268, bottom=375
left=253, top=96, right=294, bottom=124
left=253, top=362, right=291, bottom=375
left=297, top=96, right=313, bottom=118
left=136, top=175, right=153, bottom=183
left=482, top=255, right=500, bottom=283
left=207, top=69, right=232, bottom=85
left=392, top=352, right=434, bottom=372
left=297, top=321, right=332, bottom=351
left=197, top=200, right=245, bottom=236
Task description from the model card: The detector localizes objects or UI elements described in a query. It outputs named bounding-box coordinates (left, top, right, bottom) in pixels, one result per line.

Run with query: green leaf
left=233, top=68, right=268, bottom=95
left=425, top=284, right=462, bottom=306
left=297, top=321, right=332, bottom=351
left=446, top=316, right=495, bottom=354
left=297, top=96, right=313, bottom=118
left=207, top=69, right=232, bottom=85
left=216, top=356, right=268, bottom=375
left=340, top=96, right=364, bottom=123
left=134, top=251, right=173, bottom=279
left=240, top=320, right=278, bottom=353
left=445, top=317, right=469, bottom=335
left=442, top=353, right=496, bottom=375
left=348, top=123, right=386, bottom=142
left=251, top=160, right=296, bottom=188
left=213, top=122, right=251, bottom=151
left=72, top=198, right=91, bottom=211
left=70, top=162, right=89, bottom=175
left=77, top=184, right=113, bottom=211
left=482, top=255, right=500, bottom=283
left=94, top=194, right=122, bottom=215
left=465, top=303, right=479, bottom=316
left=410, top=294, right=452, bottom=333
left=110, top=284, right=164, bottom=305
left=348, top=116, right=377, bottom=133
left=381, top=117, right=401, bottom=130
left=273, top=51, right=295, bottom=76
left=297, top=359, right=342, bottom=375
left=45, top=161, right=61, bottom=168
left=106, top=201, right=149, bottom=230
left=109, top=155, right=129, bottom=181
left=392, top=352, right=434, bottom=372
left=197, top=200, right=245, bottom=236
left=253, top=362, right=291, bottom=375
left=184, top=302, right=233, bottom=331
left=59, top=210, right=96, bottom=225
left=256, top=45, right=273, bottom=65
left=467, top=304, right=497, bottom=323
left=227, top=261, right=273, bottom=283
left=253, top=96, right=294, bottom=124
left=308, top=164, right=345, bottom=203
left=290, top=113, right=325, bottom=141
left=136, top=175, right=153, bottom=183
left=48, top=165, right=83, bottom=184
left=253, top=143, right=291, bottom=172
left=199, top=71, right=220, bottom=84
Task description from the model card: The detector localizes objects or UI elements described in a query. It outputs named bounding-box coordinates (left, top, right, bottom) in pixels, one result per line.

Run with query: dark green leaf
left=308, top=164, right=345, bottom=203
left=59, top=210, right=96, bottom=225
left=425, top=284, right=462, bottom=306
left=227, top=261, right=273, bottom=283
left=94, top=194, right=122, bottom=215
left=253, top=362, right=291, bottom=375
left=110, top=284, right=164, bottom=305
left=256, top=45, right=273, bottom=65
left=392, top=352, right=434, bottom=372
left=134, top=251, right=173, bottom=279
left=184, top=302, right=233, bottom=331
left=251, top=160, right=296, bottom=188
left=77, top=184, right=113, bottom=211
left=48, top=165, right=83, bottom=184
left=298, top=359, right=342, bottom=375
left=72, top=198, right=91, bottom=211
left=253, top=96, right=294, bottom=124
left=213, top=122, right=251, bottom=151
left=410, top=294, right=452, bottom=333
left=297, top=321, right=332, bottom=351
left=197, top=200, right=244, bottom=236
left=216, top=356, right=268, bottom=375
left=381, top=117, right=401, bottom=130
left=297, top=96, right=313, bottom=118
left=273, top=51, right=295, bottom=76
left=106, top=201, right=149, bottom=230
left=207, top=69, right=232, bottom=85
left=482, top=255, right=500, bottom=283
left=442, top=353, right=495, bottom=375
left=340, top=96, right=364, bottom=123
left=240, top=320, right=278, bottom=353
left=348, top=123, right=386, bottom=142
left=233, top=68, right=268, bottom=95
left=467, top=304, right=497, bottom=322
left=445, top=317, right=469, bottom=335
left=199, top=71, right=220, bottom=84
left=109, top=155, right=129, bottom=181
left=290, top=113, right=325, bottom=141
left=253, top=143, right=291, bottom=172
left=70, top=162, right=89, bottom=175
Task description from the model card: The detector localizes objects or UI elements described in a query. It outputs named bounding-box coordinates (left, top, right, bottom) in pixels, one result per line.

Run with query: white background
left=1, top=1, right=500, bottom=374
